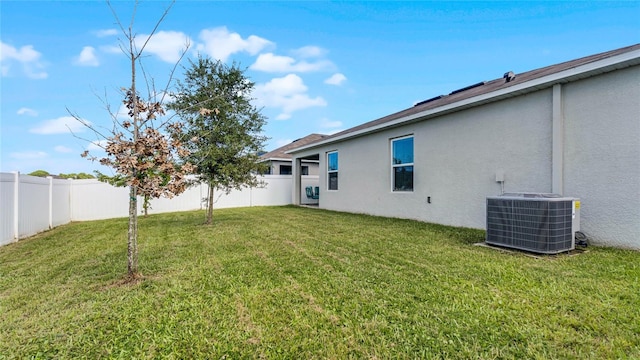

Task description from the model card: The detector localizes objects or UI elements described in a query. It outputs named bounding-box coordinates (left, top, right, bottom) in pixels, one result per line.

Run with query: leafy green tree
left=59, top=172, right=95, bottom=179
left=28, top=170, right=50, bottom=177
left=168, top=57, right=268, bottom=224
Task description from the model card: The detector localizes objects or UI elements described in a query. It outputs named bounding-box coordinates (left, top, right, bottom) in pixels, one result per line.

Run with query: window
left=301, top=166, right=309, bottom=176
left=279, top=165, right=292, bottom=175
left=327, top=151, right=338, bottom=190
left=391, top=136, right=413, bottom=191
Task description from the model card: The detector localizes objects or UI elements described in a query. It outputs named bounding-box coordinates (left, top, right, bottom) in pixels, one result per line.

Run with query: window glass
left=327, top=151, right=338, bottom=190
left=392, top=136, right=413, bottom=191
left=328, top=152, right=338, bottom=171
left=393, top=166, right=414, bottom=191
left=279, top=165, right=292, bottom=175
left=301, top=166, right=309, bottom=176
left=392, top=137, right=413, bottom=164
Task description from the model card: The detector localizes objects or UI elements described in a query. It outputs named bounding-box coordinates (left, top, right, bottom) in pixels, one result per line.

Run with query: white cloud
left=0, top=41, right=48, bottom=79
left=292, top=46, right=327, bottom=58
left=196, top=26, right=273, bottom=62
left=30, top=116, right=90, bottom=135
left=96, top=29, right=118, bottom=37
left=74, top=46, right=99, bottom=66
left=257, top=74, right=308, bottom=96
left=10, top=151, right=48, bottom=160
left=54, top=145, right=74, bottom=153
left=253, top=74, right=327, bottom=120
left=250, top=53, right=334, bottom=73
left=324, top=73, right=347, bottom=86
left=17, top=107, right=38, bottom=116
left=136, top=31, right=191, bottom=63
left=319, top=118, right=343, bottom=129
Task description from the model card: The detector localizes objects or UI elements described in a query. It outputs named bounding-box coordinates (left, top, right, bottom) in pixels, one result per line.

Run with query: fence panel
left=70, top=180, right=130, bottom=221
left=213, top=186, right=253, bottom=209
left=252, top=175, right=292, bottom=206
left=1, top=173, right=17, bottom=245
left=145, top=183, right=204, bottom=214
left=52, top=179, right=71, bottom=227
left=18, top=174, right=50, bottom=239
left=0, top=173, right=296, bottom=247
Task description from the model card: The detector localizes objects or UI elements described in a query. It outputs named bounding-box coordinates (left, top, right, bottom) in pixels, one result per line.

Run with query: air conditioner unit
left=486, top=193, right=580, bottom=254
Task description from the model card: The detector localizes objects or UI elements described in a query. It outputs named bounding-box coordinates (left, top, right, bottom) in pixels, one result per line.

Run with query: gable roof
left=260, top=133, right=328, bottom=161
left=290, top=44, right=640, bottom=154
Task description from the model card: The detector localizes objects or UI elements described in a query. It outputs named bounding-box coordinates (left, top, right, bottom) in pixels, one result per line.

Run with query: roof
left=260, top=133, right=328, bottom=161
left=290, top=43, right=640, bottom=154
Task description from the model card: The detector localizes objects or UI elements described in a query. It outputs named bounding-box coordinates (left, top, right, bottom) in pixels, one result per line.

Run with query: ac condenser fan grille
left=486, top=195, right=576, bottom=254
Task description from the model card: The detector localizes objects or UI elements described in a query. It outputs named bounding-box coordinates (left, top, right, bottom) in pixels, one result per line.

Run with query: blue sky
left=1, top=1, right=639, bottom=175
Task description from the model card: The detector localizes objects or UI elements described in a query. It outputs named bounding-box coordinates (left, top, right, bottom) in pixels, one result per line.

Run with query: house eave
left=289, top=48, right=640, bottom=154
left=260, top=157, right=291, bottom=162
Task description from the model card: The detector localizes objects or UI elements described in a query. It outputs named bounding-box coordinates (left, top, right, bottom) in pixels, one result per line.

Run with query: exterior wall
left=299, top=90, right=552, bottom=229
left=269, top=160, right=293, bottom=175
left=562, top=66, right=640, bottom=248
left=268, top=160, right=319, bottom=175
left=294, top=64, right=640, bottom=249
left=300, top=175, right=320, bottom=205
left=303, top=162, right=320, bottom=176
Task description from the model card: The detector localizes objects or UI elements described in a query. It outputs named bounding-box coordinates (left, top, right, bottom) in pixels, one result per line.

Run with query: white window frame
left=327, top=151, right=338, bottom=191
left=391, top=135, right=414, bottom=192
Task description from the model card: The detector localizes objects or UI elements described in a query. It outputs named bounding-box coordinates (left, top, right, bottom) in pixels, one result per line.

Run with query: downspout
left=552, top=84, right=564, bottom=195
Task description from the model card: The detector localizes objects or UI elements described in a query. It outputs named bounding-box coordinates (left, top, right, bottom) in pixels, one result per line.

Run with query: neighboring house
left=260, top=133, right=327, bottom=175
left=289, top=44, right=640, bottom=249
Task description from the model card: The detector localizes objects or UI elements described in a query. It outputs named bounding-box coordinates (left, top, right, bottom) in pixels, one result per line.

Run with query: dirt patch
left=100, top=272, right=158, bottom=290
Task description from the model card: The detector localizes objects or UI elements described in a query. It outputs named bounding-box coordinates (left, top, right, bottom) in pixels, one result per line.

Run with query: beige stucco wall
left=293, top=64, right=639, bottom=249
left=562, top=66, right=640, bottom=249
left=300, top=90, right=552, bottom=229
left=269, top=160, right=319, bottom=175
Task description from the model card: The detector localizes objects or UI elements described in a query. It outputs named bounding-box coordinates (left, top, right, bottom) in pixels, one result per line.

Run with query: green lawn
left=1, top=206, right=638, bottom=359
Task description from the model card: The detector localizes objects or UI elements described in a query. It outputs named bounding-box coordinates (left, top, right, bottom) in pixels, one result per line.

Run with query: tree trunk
left=128, top=31, right=139, bottom=277
left=127, top=185, right=138, bottom=275
left=206, top=182, right=214, bottom=224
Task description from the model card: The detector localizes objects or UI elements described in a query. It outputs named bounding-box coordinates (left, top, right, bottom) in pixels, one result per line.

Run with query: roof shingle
left=290, top=43, right=640, bottom=153
left=261, top=133, right=328, bottom=160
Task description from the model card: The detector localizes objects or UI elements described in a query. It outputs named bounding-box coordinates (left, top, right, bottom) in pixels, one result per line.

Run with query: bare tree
left=70, top=1, right=193, bottom=278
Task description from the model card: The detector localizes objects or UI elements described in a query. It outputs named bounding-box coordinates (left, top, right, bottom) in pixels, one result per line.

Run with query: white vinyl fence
left=1, top=173, right=303, bottom=246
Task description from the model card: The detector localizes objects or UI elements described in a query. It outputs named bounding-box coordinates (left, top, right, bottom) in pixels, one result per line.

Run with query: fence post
left=47, top=176, right=53, bottom=229
left=68, top=178, right=74, bottom=221
left=12, top=171, right=19, bottom=242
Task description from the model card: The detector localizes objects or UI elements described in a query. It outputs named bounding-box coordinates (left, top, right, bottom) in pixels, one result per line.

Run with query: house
left=260, top=133, right=327, bottom=175
left=289, top=44, right=640, bottom=250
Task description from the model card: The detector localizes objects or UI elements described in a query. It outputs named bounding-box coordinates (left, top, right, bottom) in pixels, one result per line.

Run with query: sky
left=1, top=1, right=639, bottom=175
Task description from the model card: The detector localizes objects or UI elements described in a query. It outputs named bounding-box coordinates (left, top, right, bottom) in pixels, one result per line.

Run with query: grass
left=1, top=206, right=639, bottom=359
